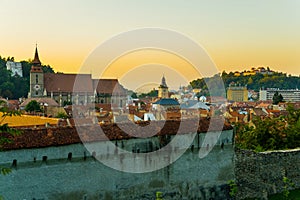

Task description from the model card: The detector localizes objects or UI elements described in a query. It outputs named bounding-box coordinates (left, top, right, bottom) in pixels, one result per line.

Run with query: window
left=36, top=74, right=38, bottom=84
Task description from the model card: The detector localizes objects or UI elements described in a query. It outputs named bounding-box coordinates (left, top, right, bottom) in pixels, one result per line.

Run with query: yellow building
left=233, top=71, right=241, bottom=76
left=243, top=71, right=257, bottom=76
left=227, top=85, right=248, bottom=102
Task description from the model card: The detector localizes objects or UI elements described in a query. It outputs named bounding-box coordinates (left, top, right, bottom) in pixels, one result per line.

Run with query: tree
left=235, top=104, right=300, bottom=151
left=273, top=91, right=284, bottom=105
left=25, top=100, right=41, bottom=113
left=56, top=112, right=68, bottom=119
left=0, top=55, right=55, bottom=99
left=131, top=92, right=138, bottom=98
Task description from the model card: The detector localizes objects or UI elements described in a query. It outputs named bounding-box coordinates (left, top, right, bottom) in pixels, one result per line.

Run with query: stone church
left=28, top=47, right=127, bottom=107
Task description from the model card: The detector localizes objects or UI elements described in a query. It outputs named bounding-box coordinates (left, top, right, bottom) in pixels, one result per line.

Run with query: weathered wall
left=234, top=148, right=300, bottom=199
left=0, top=131, right=234, bottom=200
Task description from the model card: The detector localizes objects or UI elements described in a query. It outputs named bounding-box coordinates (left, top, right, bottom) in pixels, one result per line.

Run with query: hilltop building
left=28, top=46, right=127, bottom=107
left=227, top=84, right=248, bottom=102
left=233, top=67, right=274, bottom=77
left=259, top=88, right=300, bottom=102
left=6, top=61, right=23, bottom=77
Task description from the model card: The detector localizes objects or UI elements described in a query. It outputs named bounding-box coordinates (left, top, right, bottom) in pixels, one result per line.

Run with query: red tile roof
left=44, top=74, right=126, bottom=95
left=44, top=73, right=94, bottom=93
left=92, top=79, right=126, bottom=95
left=0, top=117, right=232, bottom=150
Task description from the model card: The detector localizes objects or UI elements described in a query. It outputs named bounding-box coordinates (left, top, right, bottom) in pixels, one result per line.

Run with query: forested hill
left=0, top=56, right=54, bottom=99
left=190, top=70, right=300, bottom=97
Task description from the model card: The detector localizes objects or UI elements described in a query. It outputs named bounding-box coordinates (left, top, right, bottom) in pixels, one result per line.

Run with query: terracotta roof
left=8, top=100, right=20, bottom=110
left=1, top=117, right=232, bottom=150
left=44, top=73, right=94, bottom=93
left=252, top=108, right=268, bottom=116
left=93, top=79, right=126, bottom=95
left=256, top=102, right=271, bottom=109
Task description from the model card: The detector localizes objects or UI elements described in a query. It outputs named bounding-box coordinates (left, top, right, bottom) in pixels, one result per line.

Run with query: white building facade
left=259, top=88, right=300, bottom=102
left=6, top=61, right=23, bottom=77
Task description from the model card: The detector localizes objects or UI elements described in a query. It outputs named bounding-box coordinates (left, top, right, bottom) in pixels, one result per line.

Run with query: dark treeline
left=190, top=71, right=300, bottom=97
left=0, top=56, right=54, bottom=99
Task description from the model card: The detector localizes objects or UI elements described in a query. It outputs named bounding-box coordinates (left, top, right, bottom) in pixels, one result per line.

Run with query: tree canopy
left=190, top=70, right=300, bottom=97
left=25, top=100, right=41, bottom=113
left=272, top=91, right=284, bottom=105
left=0, top=56, right=54, bottom=99
left=235, top=105, right=300, bottom=151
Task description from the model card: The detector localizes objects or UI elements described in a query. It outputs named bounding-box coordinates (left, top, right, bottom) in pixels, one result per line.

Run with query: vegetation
left=56, top=112, right=68, bottom=119
left=137, top=89, right=158, bottom=98
left=25, top=100, right=41, bottom=113
left=228, top=179, right=238, bottom=198
left=235, top=105, right=300, bottom=151
left=190, top=70, right=300, bottom=97
left=272, top=91, right=284, bottom=105
left=0, top=55, right=54, bottom=99
left=282, top=176, right=295, bottom=199
left=269, top=189, right=300, bottom=200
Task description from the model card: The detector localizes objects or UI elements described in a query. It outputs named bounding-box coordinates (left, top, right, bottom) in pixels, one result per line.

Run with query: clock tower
left=158, top=75, right=169, bottom=98
left=29, top=45, right=44, bottom=98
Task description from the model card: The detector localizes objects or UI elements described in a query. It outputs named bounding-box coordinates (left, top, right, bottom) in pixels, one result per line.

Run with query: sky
left=1, top=0, right=300, bottom=90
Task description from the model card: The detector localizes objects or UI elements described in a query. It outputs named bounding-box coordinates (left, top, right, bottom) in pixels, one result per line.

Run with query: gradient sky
left=1, top=0, right=300, bottom=89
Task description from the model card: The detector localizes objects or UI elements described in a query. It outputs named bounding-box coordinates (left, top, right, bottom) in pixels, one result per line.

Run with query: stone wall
left=0, top=131, right=234, bottom=200
left=234, top=148, right=300, bottom=199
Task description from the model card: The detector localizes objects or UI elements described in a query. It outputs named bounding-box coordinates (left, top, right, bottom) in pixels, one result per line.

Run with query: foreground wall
left=234, top=148, right=300, bottom=199
left=0, top=130, right=234, bottom=200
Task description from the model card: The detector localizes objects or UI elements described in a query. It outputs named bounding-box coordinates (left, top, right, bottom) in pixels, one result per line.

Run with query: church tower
left=29, top=45, right=44, bottom=98
left=158, top=75, right=169, bottom=98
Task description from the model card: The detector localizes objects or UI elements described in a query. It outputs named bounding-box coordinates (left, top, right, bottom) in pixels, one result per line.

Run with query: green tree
left=273, top=91, right=284, bottom=105
left=56, top=112, right=68, bottom=119
left=0, top=55, right=54, bottom=99
left=25, top=100, right=41, bottom=113
left=235, top=104, right=300, bottom=151
left=131, top=92, right=138, bottom=98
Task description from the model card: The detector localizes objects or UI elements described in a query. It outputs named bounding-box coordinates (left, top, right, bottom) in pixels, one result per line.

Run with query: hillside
left=190, top=69, right=300, bottom=97
left=0, top=56, right=54, bottom=99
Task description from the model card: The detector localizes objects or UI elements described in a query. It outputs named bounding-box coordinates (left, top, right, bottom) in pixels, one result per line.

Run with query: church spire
left=32, top=44, right=41, bottom=66
left=160, top=74, right=168, bottom=88
left=30, top=44, right=43, bottom=73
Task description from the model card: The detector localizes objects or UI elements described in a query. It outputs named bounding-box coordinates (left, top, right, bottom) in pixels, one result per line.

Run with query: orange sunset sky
left=0, top=0, right=300, bottom=90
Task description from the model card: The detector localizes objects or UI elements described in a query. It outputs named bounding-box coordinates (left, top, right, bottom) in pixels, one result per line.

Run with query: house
left=152, top=98, right=180, bottom=120
left=180, top=100, right=210, bottom=118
